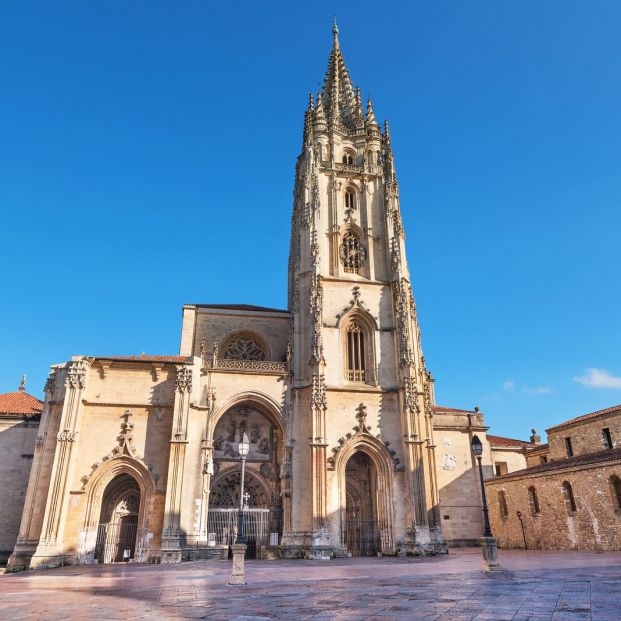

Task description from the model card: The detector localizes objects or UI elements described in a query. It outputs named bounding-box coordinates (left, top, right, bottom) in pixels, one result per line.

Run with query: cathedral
left=8, top=25, right=519, bottom=571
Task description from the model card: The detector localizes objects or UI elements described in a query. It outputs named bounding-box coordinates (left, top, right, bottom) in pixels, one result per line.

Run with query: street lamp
left=471, top=434, right=492, bottom=537
left=471, top=434, right=501, bottom=572
left=229, top=432, right=250, bottom=586
left=236, top=432, right=250, bottom=544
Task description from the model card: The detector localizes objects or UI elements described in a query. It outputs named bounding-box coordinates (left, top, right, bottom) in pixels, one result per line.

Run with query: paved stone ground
left=1, top=548, right=621, bottom=620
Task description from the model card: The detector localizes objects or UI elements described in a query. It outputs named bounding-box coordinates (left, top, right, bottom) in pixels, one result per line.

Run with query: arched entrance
left=345, top=452, right=381, bottom=556
left=94, top=473, right=141, bottom=563
left=207, top=402, right=283, bottom=558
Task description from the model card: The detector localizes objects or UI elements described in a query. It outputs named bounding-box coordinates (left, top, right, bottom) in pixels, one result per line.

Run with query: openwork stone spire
left=320, top=22, right=359, bottom=130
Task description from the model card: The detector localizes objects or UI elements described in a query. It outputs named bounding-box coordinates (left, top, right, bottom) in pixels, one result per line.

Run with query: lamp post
left=471, top=434, right=501, bottom=572
left=236, top=432, right=250, bottom=544
left=229, top=432, right=250, bottom=586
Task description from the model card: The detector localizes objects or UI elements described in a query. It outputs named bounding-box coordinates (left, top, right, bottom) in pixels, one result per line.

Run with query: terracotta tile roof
left=194, top=304, right=289, bottom=313
left=547, top=404, right=621, bottom=431
left=489, top=447, right=621, bottom=482
left=95, top=355, right=190, bottom=363
left=487, top=434, right=532, bottom=448
left=432, top=405, right=478, bottom=414
left=0, top=391, right=43, bottom=417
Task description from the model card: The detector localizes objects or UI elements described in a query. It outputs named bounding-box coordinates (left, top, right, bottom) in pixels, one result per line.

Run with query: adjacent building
left=486, top=404, right=621, bottom=551
left=0, top=377, right=42, bottom=563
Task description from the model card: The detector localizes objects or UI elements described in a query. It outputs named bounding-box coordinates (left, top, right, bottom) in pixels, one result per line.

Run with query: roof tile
left=0, top=391, right=43, bottom=416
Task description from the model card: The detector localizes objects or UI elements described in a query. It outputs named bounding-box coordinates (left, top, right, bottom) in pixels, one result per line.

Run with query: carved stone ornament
left=309, top=274, right=324, bottom=364
left=336, top=286, right=377, bottom=324
left=403, top=377, right=418, bottom=414
left=80, top=410, right=147, bottom=491
left=44, top=370, right=57, bottom=395
left=57, top=430, right=78, bottom=442
left=311, top=373, right=327, bottom=410
left=440, top=454, right=457, bottom=471
left=175, top=366, right=193, bottom=392
left=392, top=278, right=413, bottom=367
left=327, top=403, right=402, bottom=471
left=65, top=359, right=90, bottom=390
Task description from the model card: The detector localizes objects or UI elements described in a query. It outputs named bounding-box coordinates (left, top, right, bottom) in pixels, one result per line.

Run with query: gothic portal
left=8, top=25, right=503, bottom=570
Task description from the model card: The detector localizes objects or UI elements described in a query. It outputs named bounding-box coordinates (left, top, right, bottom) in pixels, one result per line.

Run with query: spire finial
left=19, top=374, right=26, bottom=392
left=332, top=17, right=339, bottom=46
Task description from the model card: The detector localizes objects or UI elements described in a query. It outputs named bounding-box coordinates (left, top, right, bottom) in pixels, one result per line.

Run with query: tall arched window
left=528, top=486, right=540, bottom=515
left=342, top=152, right=354, bottom=165
left=340, top=230, right=365, bottom=274
left=346, top=322, right=366, bottom=381
left=345, top=188, right=356, bottom=211
left=610, top=475, right=621, bottom=511
left=562, top=481, right=577, bottom=514
left=498, top=490, right=509, bottom=519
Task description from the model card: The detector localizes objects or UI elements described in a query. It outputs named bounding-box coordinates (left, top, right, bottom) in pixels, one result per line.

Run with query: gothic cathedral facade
left=8, top=26, right=499, bottom=570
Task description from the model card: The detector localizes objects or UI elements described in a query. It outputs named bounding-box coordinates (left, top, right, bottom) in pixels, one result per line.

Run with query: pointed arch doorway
left=94, top=473, right=141, bottom=563
left=344, top=452, right=381, bottom=556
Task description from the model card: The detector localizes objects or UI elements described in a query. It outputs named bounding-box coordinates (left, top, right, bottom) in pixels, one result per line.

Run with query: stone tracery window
left=221, top=335, right=266, bottom=361
left=340, top=230, right=365, bottom=274
left=342, top=151, right=354, bottom=165
left=346, top=321, right=366, bottom=382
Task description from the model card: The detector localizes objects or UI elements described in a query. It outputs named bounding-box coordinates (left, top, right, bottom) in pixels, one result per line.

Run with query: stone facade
left=7, top=25, right=519, bottom=570
left=0, top=380, right=42, bottom=563
left=486, top=405, right=621, bottom=551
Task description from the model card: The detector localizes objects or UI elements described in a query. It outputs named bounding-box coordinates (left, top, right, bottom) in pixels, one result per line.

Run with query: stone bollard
left=480, top=536, right=503, bottom=573
left=229, top=544, right=247, bottom=586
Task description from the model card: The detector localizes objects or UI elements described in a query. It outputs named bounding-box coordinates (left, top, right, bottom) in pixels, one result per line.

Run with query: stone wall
left=485, top=450, right=621, bottom=551
left=548, top=410, right=621, bottom=461
left=0, top=416, right=39, bottom=563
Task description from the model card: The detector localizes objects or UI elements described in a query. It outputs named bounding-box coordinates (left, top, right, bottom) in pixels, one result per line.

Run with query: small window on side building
left=498, top=490, right=509, bottom=519
left=602, top=428, right=613, bottom=450
left=528, top=486, right=540, bottom=515
left=610, top=475, right=621, bottom=511
left=562, top=481, right=577, bottom=514
left=565, top=437, right=574, bottom=457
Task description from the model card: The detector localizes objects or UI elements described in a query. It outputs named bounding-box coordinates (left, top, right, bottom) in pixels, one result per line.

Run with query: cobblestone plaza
left=2, top=549, right=620, bottom=620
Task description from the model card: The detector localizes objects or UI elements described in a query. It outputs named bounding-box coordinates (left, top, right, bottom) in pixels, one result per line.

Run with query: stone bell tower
left=282, top=23, right=446, bottom=557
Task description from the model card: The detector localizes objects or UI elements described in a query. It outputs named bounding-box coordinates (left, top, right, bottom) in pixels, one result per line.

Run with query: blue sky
left=1, top=1, right=620, bottom=441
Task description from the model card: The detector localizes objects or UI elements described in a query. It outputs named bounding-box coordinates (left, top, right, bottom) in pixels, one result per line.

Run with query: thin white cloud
left=521, top=385, right=553, bottom=395
left=503, top=379, right=515, bottom=391
left=574, top=368, right=621, bottom=390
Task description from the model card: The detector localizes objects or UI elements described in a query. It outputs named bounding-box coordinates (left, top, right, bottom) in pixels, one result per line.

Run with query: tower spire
left=321, top=21, right=356, bottom=130
left=19, top=374, right=26, bottom=392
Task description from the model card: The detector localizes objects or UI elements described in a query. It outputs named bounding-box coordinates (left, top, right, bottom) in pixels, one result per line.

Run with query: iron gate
left=94, top=522, right=138, bottom=563
left=345, top=519, right=381, bottom=556
left=206, top=508, right=272, bottom=559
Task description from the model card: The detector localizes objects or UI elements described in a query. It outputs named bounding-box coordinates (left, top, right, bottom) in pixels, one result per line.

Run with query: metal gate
left=206, top=508, right=272, bottom=559
left=345, top=519, right=381, bottom=556
left=94, top=521, right=138, bottom=563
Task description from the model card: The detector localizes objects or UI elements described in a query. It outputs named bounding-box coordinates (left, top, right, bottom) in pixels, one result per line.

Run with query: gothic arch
left=335, top=436, right=395, bottom=552
left=210, top=391, right=284, bottom=434
left=79, top=456, right=155, bottom=563
left=210, top=467, right=273, bottom=508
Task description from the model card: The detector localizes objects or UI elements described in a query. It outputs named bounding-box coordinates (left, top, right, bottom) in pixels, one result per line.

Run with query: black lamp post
left=471, top=434, right=493, bottom=537
left=236, top=432, right=250, bottom=545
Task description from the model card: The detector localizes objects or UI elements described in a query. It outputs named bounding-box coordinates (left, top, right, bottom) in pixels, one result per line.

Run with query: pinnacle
left=365, top=98, right=378, bottom=127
